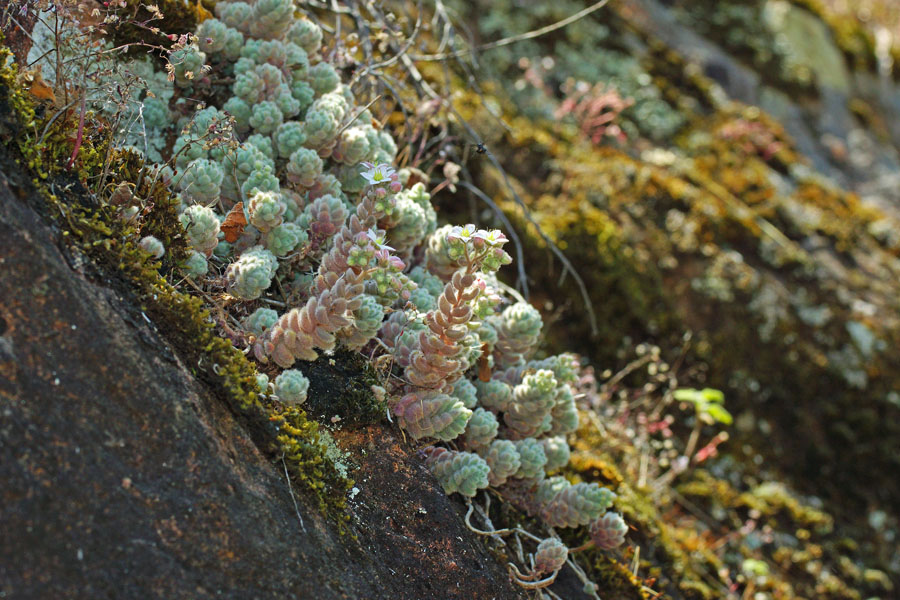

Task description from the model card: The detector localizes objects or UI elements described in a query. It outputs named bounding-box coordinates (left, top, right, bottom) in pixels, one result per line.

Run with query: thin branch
left=411, top=0, right=612, bottom=62
left=350, top=0, right=422, bottom=84
left=458, top=180, right=528, bottom=296
left=281, top=454, right=307, bottom=533
left=336, top=94, right=383, bottom=137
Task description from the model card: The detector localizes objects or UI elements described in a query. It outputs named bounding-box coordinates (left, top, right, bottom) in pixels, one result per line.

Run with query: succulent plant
left=169, top=43, right=206, bottom=86
left=513, top=438, right=548, bottom=480
left=249, top=100, right=284, bottom=135
left=541, top=436, right=571, bottom=472
left=223, top=96, right=252, bottom=132
left=225, top=245, right=278, bottom=300
left=142, top=97, right=170, bottom=130
left=264, top=222, right=307, bottom=256
left=286, top=147, right=324, bottom=187
left=424, top=447, right=490, bottom=497
left=334, top=127, right=371, bottom=165
left=241, top=164, right=280, bottom=197
left=247, top=190, right=286, bottom=232
left=215, top=1, right=252, bottom=31
left=505, top=369, right=558, bottom=439
left=493, top=301, right=544, bottom=368
left=243, top=307, right=280, bottom=337
left=533, top=538, right=568, bottom=575
left=475, top=379, right=514, bottom=413
left=139, top=235, right=165, bottom=259
left=182, top=250, right=209, bottom=277
left=275, top=122, right=308, bottom=159
left=274, top=368, right=310, bottom=405
left=482, top=439, right=521, bottom=486
left=463, top=408, right=499, bottom=450
left=408, top=287, right=437, bottom=312
left=179, top=204, right=221, bottom=256
left=451, top=378, right=479, bottom=409
left=178, top=158, right=224, bottom=203
left=255, top=373, right=270, bottom=394
left=539, top=482, right=616, bottom=528
left=535, top=476, right=572, bottom=507
left=550, top=384, right=579, bottom=435
left=387, top=183, right=437, bottom=257
left=196, top=18, right=229, bottom=54
left=393, top=390, right=472, bottom=441
left=408, top=265, right=444, bottom=297
left=287, top=19, right=323, bottom=55
left=338, top=294, right=385, bottom=350
left=308, top=62, right=340, bottom=95
left=589, top=512, right=628, bottom=550
left=249, top=0, right=295, bottom=39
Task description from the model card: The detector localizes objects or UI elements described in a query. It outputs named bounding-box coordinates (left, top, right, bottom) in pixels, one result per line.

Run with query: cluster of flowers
left=137, top=0, right=625, bottom=568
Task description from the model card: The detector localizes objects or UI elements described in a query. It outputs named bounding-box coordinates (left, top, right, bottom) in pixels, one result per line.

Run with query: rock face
left=0, top=162, right=523, bottom=599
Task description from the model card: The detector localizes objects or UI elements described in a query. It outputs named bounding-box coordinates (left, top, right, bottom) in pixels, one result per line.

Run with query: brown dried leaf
left=220, top=202, right=247, bottom=243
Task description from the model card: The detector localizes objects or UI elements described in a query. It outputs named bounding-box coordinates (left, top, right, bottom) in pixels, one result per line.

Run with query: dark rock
left=702, top=61, right=730, bottom=88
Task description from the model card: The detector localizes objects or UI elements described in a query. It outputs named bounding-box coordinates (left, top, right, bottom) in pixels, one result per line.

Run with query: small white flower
left=360, top=162, right=396, bottom=185
left=474, top=229, right=508, bottom=246
left=364, top=228, right=395, bottom=251
left=449, top=224, right=477, bottom=241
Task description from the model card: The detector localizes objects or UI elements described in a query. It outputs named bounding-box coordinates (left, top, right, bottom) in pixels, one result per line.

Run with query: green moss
left=1, top=49, right=102, bottom=181
left=567, top=417, right=892, bottom=599
left=589, top=554, right=652, bottom=600
left=678, top=470, right=833, bottom=534
left=640, top=38, right=718, bottom=117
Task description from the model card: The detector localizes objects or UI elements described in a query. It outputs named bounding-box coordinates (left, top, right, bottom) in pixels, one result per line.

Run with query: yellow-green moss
left=678, top=470, right=833, bottom=534
left=590, top=554, right=652, bottom=600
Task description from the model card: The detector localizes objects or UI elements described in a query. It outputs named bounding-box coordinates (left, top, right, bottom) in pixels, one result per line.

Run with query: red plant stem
left=66, top=94, right=87, bottom=171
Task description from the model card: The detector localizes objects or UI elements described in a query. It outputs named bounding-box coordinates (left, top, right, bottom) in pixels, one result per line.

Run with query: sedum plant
left=133, top=0, right=625, bottom=573
left=533, top=538, right=568, bottom=576
left=538, top=479, right=616, bottom=528
left=589, top=512, right=628, bottom=550
left=424, top=447, right=490, bottom=497
left=393, top=390, right=472, bottom=441
left=504, top=369, right=558, bottom=439
left=483, top=439, right=521, bottom=486
left=243, top=307, right=279, bottom=336
left=274, top=368, right=310, bottom=405
left=226, top=245, right=278, bottom=300
left=139, top=235, right=165, bottom=259
left=182, top=250, right=209, bottom=277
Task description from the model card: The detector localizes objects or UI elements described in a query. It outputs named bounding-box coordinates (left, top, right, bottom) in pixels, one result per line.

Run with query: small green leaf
left=701, top=388, right=725, bottom=403
left=704, top=403, right=733, bottom=425
left=673, top=388, right=701, bottom=403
